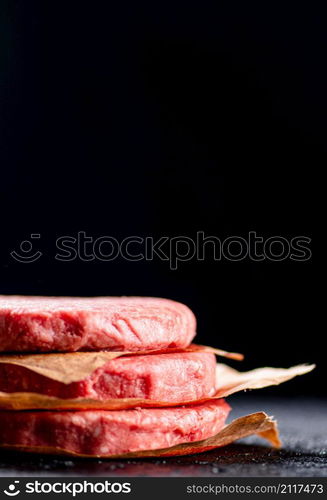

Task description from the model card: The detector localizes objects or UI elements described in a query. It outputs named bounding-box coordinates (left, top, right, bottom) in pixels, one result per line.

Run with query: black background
left=0, top=2, right=321, bottom=396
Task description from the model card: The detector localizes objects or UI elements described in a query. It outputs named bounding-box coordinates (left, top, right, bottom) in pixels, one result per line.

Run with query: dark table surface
left=1, top=396, right=326, bottom=477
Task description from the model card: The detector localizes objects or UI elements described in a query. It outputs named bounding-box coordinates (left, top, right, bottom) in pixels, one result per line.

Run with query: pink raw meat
left=0, top=352, right=216, bottom=402
left=0, top=399, right=230, bottom=456
left=0, top=296, right=196, bottom=352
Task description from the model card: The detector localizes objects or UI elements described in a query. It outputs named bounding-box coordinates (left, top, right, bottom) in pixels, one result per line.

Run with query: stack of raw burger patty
left=0, top=296, right=230, bottom=457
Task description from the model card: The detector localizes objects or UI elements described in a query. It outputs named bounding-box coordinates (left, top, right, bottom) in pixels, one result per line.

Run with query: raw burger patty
left=0, top=296, right=196, bottom=352
left=0, top=400, right=230, bottom=456
left=0, top=352, right=217, bottom=402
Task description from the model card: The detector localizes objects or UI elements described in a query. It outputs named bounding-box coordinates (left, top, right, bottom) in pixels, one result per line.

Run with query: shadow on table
left=2, top=443, right=326, bottom=477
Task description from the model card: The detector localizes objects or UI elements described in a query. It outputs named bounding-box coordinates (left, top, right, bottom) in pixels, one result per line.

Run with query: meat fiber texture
left=0, top=296, right=196, bottom=352
left=0, top=399, right=230, bottom=457
left=0, top=352, right=217, bottom=403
